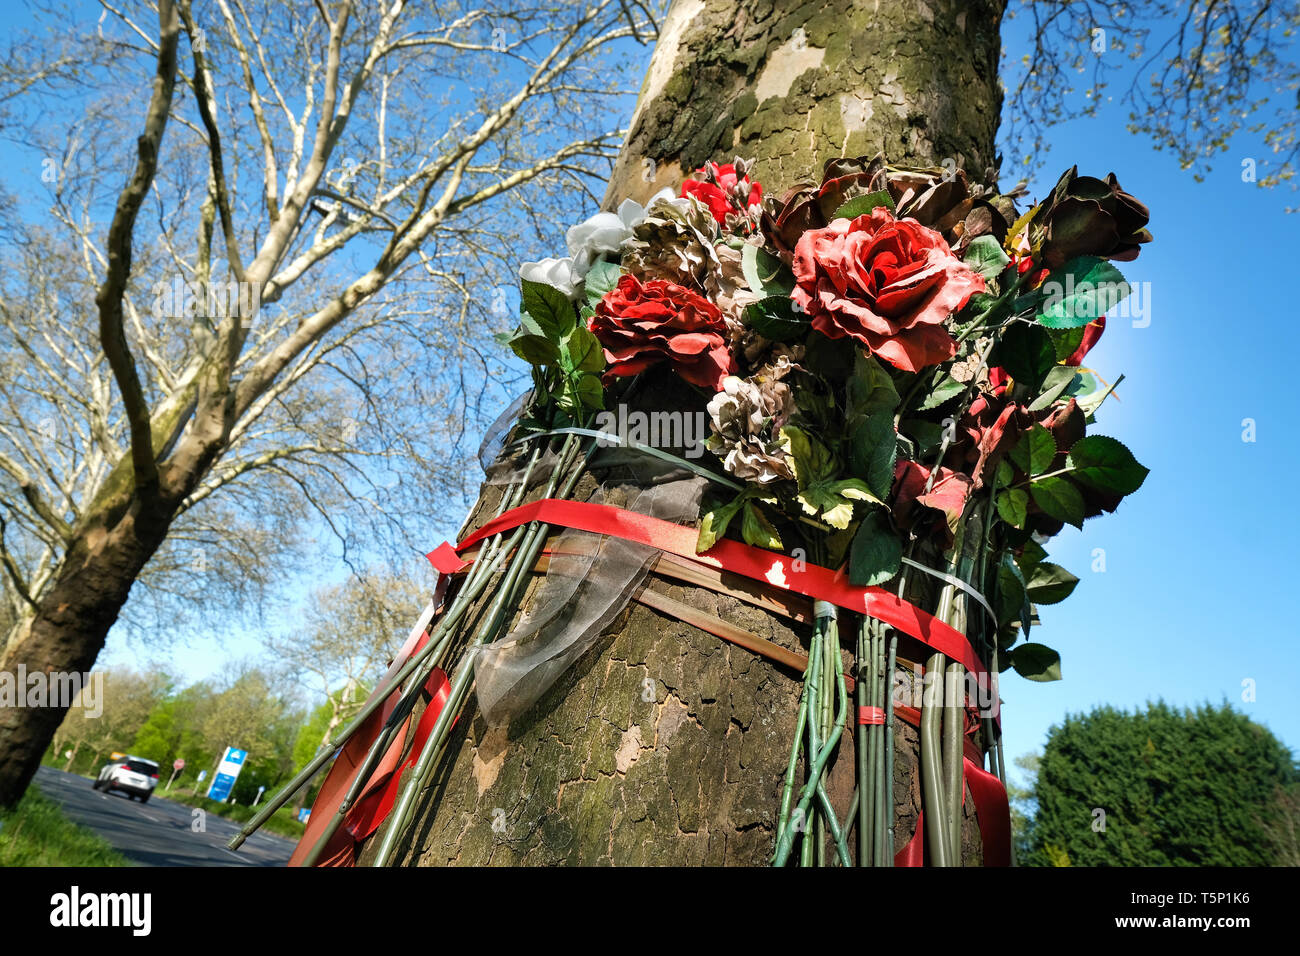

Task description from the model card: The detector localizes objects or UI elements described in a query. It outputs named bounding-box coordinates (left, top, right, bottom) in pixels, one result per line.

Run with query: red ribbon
left=429, top=498, right=988, bottom=678
left=857, top=706, right=885, bottom=725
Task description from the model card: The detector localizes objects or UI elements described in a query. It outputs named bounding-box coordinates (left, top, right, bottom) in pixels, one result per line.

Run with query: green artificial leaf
left=1029, top=476, right=1085, bottom=528
left=781, top=425, right=835, bottom=482
left=963, top=235, right=1011, bottom=280
left=560, top=324, right=605, bottom=373
left=917, top=376, right=967, bottom=411
left=741, top=243, right=795, bottom=298
left=1027, top=365, right=1080, bottom=412
left=832, top=189, right=896, bottom=220
left=1065, top=435, right=1149, bottom=496
left=1009, top=642, right=1062, bottom=682
left=996, top=553, right=1032, bottom=634
left=741, top=501, right=784, bottom=550
left=849, top=510, right=902, bottom=587
left=902, top=419, right=945, bottom=458
left=510, top=332, right=561, bottom=367
left=781, top=425, right=883, bottom=527
left=520, top=279, right=576, bottom=338
left=992, top=322, right=1056, bottom=392
left=744, top=295, right=809, bottom=343
left=1064, top=370, right=1099, bottom=400
left=1026, top=562, right=1079, bottom=605
left=803, top=331, right=854, bottom=380
left=997, top=622, right=1021, bottom=654
left=800, top=478, right=879, bottom=529
left=696, top=497, right=745, bottom=553
left=996, top=488, right=1029, bottom=528
left=1015, top=538, right=1048, bottom=578
left=846, top=351, right=900, bottom=420
left=1047, top=326, right=1086, bottom=363
left=847, top=412, right=897, bottom=500
left=1035, top=256, right=1131, bottom=330
left=1010, top=423, right=1057, bottom=476
left=574, top=373, right=605, bottom=410
left=582, top=259, right=622, bottom=313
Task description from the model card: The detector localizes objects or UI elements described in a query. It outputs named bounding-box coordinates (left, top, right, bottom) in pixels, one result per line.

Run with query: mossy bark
left=371, top=0, right=1005, bottom=866
left=603, top=0, right=1006, bottom=207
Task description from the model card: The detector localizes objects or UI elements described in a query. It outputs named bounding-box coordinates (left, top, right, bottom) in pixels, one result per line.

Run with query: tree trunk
left=370, top=0, right=1006, bottom=866
left=0, top=493, right=175, bottom=805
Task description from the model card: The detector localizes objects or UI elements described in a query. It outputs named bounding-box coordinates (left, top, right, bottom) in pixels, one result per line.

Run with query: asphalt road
left=33, top=765, right=295, bottom=867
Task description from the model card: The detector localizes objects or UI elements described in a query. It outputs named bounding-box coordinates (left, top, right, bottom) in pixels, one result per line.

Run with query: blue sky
left=7, top=3, right=1294, bottom=776
left=993, top=105, right=1300, bottom=778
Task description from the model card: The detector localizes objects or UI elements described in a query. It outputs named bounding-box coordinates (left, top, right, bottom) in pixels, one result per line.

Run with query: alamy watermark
left=1038, top=276, right=1152, bottom=328
left=591, top=404, right=710, bottom=459
left=151, top=276, right=260, bottom=322
left=0, top=666, right=103, bottom=717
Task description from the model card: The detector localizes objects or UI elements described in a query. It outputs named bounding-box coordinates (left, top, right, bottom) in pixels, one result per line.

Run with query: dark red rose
left=589, top=274, right=733, bottom=390
left=1029, top=167, right=1152, bottom=269
left=792, top=208, right=986, bottom=372
left=891, top=460, right=973, bottom=545
left=681, top=162, right=762, bottom=225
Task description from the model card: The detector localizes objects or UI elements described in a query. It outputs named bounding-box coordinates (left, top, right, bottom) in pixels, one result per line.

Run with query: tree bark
left=372, top=0, right=1006, bottom=866
left=0, top=493, right=177, bottom=805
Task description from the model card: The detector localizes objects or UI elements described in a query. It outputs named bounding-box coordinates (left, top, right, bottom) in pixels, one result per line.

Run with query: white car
left=93, top=756, right=160, bottom=803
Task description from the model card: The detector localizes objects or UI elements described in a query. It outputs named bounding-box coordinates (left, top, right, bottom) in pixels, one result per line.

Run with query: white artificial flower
left=565, top=188, right=677, bottom=277
left=518, top=256, right=579, bottom=300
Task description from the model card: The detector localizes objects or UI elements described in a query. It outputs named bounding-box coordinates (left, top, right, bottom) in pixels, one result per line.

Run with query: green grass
left=0, top=784, right=130, bottom=867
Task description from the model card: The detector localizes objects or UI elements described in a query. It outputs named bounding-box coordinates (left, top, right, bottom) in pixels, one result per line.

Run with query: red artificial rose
left=947, top=394, right=1087, bottom=491
left=792, top=209, right=986, bottom=373
left=589, top=274, right=733, bottom=390
left=891, top=460, right=973, bottom=544
left=1065, top=316, right=1105, bottom=366
left=681, top=162, right=762, bottom=225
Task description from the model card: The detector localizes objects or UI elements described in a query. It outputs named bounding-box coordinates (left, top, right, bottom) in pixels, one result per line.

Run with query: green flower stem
left=920, top=648, right=950, bottom=866
left=799, top=629, right=821, bottom=868
left=883, top=633, right=897, bottom=865
left=371, top=435, right=590, bottom=866
left=776, top=628, right=821, bottom=866
left=774, top=616, right=852, bottom=867
left=856, top=616, right=872, bottom=866
left=873, top=619, right=888, bottom=865
left=943, top=658, right=965, bottom=863
left=775, top=661, right=812, bottom=858
left=227, top=445, right=547, bottom=851
left=291, top=447, right=553, bottom=862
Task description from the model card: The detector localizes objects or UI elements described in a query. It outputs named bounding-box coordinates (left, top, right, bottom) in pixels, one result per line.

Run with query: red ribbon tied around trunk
left=290, top=497, right=1011, bottom=866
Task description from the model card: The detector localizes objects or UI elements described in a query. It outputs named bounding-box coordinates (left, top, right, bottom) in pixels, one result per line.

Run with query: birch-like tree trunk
left=377, top=0, right=1007, bottom=866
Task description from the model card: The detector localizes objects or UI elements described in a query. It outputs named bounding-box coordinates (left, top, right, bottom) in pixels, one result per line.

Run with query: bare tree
left=269, top=567, right=426, bottom=751
left=0, top=0, right=660, bottom=806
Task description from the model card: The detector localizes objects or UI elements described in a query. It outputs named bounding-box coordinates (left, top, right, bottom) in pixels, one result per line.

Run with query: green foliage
left=1034, top=257, right=1129, bottom=329
left=849, top=510, right=901, bottom=587
left=780, top=425, right=881, bottom=529
left=1024, top=701, right=1298, bottom=866
left=991, top=322, right=1055, bottom=392
left=962, top=235, right=1011, bottom=280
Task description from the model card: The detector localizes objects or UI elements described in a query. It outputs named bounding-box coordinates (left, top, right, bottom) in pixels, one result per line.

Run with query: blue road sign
left=206, top=746, right=249, bottom=801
